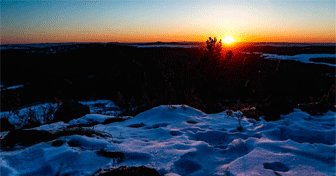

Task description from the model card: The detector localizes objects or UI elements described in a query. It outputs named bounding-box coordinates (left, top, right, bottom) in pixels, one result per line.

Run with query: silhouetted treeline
left=1, top=43, right=335, bottom=118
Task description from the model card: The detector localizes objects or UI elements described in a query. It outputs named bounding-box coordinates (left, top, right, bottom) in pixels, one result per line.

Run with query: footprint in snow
left=263, top=162, right=289, bottom=172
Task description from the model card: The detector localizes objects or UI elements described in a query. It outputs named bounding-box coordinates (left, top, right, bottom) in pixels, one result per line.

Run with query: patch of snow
left=32, top=122, right=69, bottom=132
left=261, top=53, right=336, bottom=67
left=68, top=114, right=111, bottom=126
left=1, top=85, right=24, bottom=91
left=79, top=99, right=120, bottom=116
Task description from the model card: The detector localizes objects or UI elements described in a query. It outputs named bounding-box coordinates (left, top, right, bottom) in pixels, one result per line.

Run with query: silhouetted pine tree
left=202, top=37, right=222, bottom=64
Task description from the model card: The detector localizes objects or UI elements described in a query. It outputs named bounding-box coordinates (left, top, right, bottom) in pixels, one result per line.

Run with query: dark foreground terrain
left=1, top=42, right=335, bottom=120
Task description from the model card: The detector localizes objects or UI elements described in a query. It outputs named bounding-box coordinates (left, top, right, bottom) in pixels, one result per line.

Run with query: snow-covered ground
left=261, top=53, right=336, bottom=67
left=1, top=105, right=335, bottom=176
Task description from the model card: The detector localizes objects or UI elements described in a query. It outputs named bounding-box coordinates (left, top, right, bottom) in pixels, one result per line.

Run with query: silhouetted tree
left=199, top=37, right=223, bottom=76
left=202, top=37, right=222, bottom=63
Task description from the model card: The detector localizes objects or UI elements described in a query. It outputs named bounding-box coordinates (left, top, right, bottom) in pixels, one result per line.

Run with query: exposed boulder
left=258, top=97, right=297, bottom=121
left=53, top=101, right=90, bottom=123
left=1, top=130, right=54, bottom=149
left=1, top=118, right=15, bottom=131
left=94, top=166, right=160, bottom=176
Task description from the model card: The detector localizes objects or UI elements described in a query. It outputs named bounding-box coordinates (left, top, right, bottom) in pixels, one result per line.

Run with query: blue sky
left=1, top=0, right=335, bottom=44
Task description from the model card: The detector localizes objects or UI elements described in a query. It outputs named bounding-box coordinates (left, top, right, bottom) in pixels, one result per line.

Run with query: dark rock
left=186, top=120, right=197, bottom=124
left=298, top=102, right=335, bottom=116
left=127, top=123, right=145, bottom=128
left=1, top=130, right=55, bottom=149
left=97, top=150, right=124, bottom=163
left=1, top=118, right=15, bottom=131
left=21, top=121, right=42, bottom=129
left=51, top=140, right=65, bottom=147
left=258, top=97, right=297, bottom=121
left=67, top=138, right=81, bottom=147
left=53, top=101, right=90, bottom=123
left=103, top=117, right=125, bottom=124
left=309, top=57, right=336, bottom=64
left=94, top=166, right=160, bottom=176
left=241, top=109, right=262, bottom=121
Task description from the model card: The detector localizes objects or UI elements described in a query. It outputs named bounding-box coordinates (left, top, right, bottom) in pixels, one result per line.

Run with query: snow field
left=1, top=104, right=335, bottom=175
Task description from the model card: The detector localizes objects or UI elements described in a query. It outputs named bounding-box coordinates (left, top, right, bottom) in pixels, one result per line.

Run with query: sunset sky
left=1, top=0, right=335, bottom=44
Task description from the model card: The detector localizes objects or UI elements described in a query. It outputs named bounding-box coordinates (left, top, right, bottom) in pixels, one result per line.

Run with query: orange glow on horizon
left=1, top=31, right=335, bottom=45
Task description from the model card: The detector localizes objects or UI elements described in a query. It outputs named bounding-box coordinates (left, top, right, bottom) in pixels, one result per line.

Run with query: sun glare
left=223, top=36, right=235, bottom=44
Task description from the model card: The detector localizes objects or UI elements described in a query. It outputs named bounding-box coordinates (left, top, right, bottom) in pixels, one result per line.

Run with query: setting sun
left=223, top=36, right=235, bottom=44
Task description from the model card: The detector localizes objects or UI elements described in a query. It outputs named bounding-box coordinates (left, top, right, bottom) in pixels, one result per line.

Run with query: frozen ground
left=1, top=104, right=335, bottom=176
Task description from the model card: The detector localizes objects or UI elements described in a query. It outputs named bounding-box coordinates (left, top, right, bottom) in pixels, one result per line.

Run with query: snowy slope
left=1, top=105, right=335, bottom=176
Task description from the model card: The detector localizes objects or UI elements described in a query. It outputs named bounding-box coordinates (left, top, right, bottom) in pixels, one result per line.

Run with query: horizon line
left=1, top=41, right=336, bottom=45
